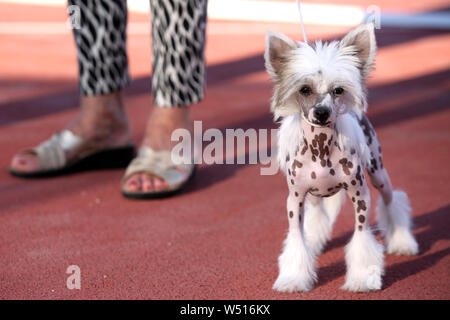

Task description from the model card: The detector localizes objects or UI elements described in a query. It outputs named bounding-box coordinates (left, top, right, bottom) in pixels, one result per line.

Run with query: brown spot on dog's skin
left=343, top=182, right=348, bottom=190
left=370, top=158, right=378, bottom=172
left=350, top=148, right=356, bottom=155
left=309, top=133, right=330, bottom=166
left=359, top=114, right=376, bottom=145
left=301, top=145, right=308, bottom=155
left=347, top=161, right=353, bottom=169
left=330, top=169, right=335, bottom=175
left=299, top=202, right=303, bottom=207
left=311, top=126, right=314, bottom=132
left=288, top=169, right=291, bottom=175
left=289, top=211, right=293, bottom=218
left=295, top=192, right=299, bottom=197
left=339, top=158, right=351, bottom=175
left=356, top=191, right=360, bottom=196
left=355, top=165, right=363, bottom=186
left=292, top=160, right=303, bottom=170
left=312, top=155, right=316, bottom=162
left=352, top=197, right=355, bottom=202
left=351, top=180, right=356, bottom=185
left=311, top=172, right=316, bottom=179
left=286, top=154, right=290, bottom=162
left=358, top=215, right=365, bottom=223
left=327, top=159, right=332, bottom=167
left=309, top=188, right=319, bottom=196
left=291, top=179, right=295, bottom=185
left=357, top=200, right=367, bottom=213
left=358, top=225, right=363, bottom=231
left=291, top=160, right=302, bottom=177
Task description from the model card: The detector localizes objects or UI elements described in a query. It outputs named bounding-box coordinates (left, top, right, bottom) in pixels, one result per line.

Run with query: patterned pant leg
left=150, top=0, right=208, bottom=107
left=68, top=0, right=130, bottom=96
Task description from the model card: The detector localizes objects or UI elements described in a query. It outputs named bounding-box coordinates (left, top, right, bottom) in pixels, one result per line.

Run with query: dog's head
left=264, top=24, right=377, bottom=126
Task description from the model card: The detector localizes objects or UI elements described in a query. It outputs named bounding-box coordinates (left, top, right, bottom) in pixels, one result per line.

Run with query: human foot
left=122, top=106, right=192, bottom=194
left=10, top=91, right=132, bottom=174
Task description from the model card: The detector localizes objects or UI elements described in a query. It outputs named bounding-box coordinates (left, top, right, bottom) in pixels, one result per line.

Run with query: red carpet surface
left=0, top=2, right=449, bottom=299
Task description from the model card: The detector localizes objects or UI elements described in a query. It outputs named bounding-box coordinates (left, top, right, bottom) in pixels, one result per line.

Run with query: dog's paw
left=386, top=229, right=419, bottom=255
left=341, top=265, right=382, bottom=292
left=272, top=274, right=316, bottom=293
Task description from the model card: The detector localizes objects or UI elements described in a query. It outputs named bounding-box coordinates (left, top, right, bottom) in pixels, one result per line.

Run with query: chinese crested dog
left=264, top=23, right=418, bottom=292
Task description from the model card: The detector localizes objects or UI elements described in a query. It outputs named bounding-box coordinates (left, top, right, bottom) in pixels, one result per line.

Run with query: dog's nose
left=313, top=106, right=331, bottom=123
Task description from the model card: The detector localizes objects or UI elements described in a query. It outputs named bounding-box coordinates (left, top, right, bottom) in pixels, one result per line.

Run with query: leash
left=296, top=0, right=308, bottom=43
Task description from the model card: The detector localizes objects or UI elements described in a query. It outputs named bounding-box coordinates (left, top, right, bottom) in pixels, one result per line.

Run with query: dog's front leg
left=342, top=182, right=384, bottom=292
left=273, top=192, right=317, bottom=292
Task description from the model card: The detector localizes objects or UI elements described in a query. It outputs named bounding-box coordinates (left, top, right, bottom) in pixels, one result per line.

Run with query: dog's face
left=264, top=24, right=377, bottom=126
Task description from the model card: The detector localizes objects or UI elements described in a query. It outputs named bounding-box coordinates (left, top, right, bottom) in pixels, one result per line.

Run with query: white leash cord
left=296, top=0, right=308, bottom=43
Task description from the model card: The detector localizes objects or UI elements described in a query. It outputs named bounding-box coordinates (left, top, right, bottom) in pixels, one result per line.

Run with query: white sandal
left=9, top=130, right=135, bottom=178
left=121, top=146, right=195, bottom=199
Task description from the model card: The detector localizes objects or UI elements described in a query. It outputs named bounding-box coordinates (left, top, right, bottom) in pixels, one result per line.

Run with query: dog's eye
left=333, top=87, right=344, bottom=95
left=299, top=86, right=312, bottom=96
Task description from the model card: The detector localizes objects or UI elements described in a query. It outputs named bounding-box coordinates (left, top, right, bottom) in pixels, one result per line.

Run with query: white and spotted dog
left=265, top=24, right=419, bottom=292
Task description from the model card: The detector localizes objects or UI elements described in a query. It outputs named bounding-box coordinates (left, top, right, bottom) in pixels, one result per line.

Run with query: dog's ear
left=265, top=31, right=297, bottom=81
left=339, top=23, right=377, bottom=78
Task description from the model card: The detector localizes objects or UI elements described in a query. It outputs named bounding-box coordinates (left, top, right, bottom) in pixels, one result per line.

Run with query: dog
left=264, top=23, right=419, bottom=292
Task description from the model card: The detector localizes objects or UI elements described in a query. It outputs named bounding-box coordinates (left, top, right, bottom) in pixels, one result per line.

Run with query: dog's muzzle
left=313, top=106, right=331, bottom=125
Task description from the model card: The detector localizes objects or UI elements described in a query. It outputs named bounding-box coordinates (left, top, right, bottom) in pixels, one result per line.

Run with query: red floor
left=0, top=2, right=449, bottom=299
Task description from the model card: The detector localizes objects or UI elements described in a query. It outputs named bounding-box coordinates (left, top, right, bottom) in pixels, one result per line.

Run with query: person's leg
left=123, top=0, right=208, bottom=192
left=11, top=0, right=131, bottom=173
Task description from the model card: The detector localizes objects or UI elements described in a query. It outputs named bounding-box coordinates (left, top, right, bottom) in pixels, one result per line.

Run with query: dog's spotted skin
left=285, top=118, right=371, bottom=232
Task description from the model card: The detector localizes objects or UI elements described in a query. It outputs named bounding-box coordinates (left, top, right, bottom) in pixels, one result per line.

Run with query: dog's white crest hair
left=265, top=24, right=377, bottom=120
left=277, top=113, right=370, bottom=172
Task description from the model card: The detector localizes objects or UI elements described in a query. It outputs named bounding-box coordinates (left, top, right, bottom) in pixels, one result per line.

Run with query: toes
left=124, top=172, right=172, bottom=193
left=10, top=153, right=41, bottom=172
left=141, top=174, right=168, bottom=192
left=124, top=174, right=141, bottom=192
left=141, top=174, right=154, bottom=191
left=153, top=177, right=165, bottom=191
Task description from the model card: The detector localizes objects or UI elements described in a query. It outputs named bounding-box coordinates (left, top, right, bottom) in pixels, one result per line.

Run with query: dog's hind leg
left=304, top=191, right=345, bottom=255
left=365, top=136, right=418, bottom=255
left=369, top=166, right=418, bottom=255
left=322, top=189, right=346, bottom=226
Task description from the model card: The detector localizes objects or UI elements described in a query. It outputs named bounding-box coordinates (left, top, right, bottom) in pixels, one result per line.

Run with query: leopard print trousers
left=68, top=0, right=207, bottom=107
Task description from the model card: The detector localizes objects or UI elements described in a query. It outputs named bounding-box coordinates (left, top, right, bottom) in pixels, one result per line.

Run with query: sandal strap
left=32, top=130, right=93, bottom=171
left=122, top=146, right=194, bottom=191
